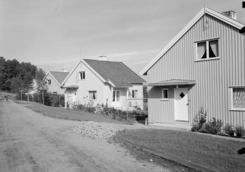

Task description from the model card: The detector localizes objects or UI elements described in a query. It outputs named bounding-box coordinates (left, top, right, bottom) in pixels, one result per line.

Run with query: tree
left=35, top=68, right=47, bottom=91
left=0, top=57, right=37, bottom=93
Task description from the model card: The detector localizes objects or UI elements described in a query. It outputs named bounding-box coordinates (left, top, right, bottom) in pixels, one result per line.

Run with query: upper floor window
left=197, top=39, right=219, bottom=60
left=79, top=71, right=85, bottom=80
left=48, top=79, right=51, bottom=85
left=132, top=90, right=138, bottom=98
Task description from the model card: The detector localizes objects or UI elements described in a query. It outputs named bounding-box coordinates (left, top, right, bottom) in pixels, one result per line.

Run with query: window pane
left=113, top=91, right=115, bottom=101
left=116, top=91, right=120, bottom=101
left=163, top=90, right=168, bottom=98
left=209, top=40, right=218, bottom=58
left=83, top=72, right=85, bottom=79
left=197, top=42, right=206, bottom=59
left=89, top=92, right=93, bottom=99
left=164, top=90, right=168, bottom=98
left=80, top=73, right=83, bottom=79
left=233, top=88, right=245, bottom=108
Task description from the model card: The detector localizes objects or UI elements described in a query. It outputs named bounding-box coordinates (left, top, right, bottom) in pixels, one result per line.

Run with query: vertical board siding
left=148, top=14, right=245, bottom=126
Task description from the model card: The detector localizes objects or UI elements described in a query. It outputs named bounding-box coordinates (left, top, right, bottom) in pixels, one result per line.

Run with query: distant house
left=61, top=57, right=145, bottom=110
left=140, top=7, right=245, bottom=127
left=44, top=71, right=69, bottom=94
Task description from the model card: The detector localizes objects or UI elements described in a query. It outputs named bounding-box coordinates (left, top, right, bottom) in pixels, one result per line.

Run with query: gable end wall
left=148, top=14, right=245, bottom=126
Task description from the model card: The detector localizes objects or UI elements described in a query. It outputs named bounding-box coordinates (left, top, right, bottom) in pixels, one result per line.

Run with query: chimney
left=98, top=56, right=107, bottom=61
left=221, top=10, right=237, bottom=20
left=62, top=69, right=68, bottom=72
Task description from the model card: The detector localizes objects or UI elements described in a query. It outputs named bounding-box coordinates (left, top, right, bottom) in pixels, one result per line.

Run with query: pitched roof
left=140, top=7, right=245, bottom=75
left=61, top=59, right=141, bottom=88
left=83, top=59, right=145, bottom=87
left=49, top=71, right=69, bottom=85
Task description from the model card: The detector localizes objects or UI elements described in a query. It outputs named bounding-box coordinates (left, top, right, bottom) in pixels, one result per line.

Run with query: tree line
left=0, top=56, right=46, bottom=93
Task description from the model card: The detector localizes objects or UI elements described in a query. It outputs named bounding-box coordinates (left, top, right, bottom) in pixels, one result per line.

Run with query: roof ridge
left=83, top=59, right=122, bottom=63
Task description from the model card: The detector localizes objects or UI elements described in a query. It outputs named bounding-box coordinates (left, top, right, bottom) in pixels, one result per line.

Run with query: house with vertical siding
left=44, top=71, right=69, bottom=94
left=61, top=57, right=145, bottom=109
left=140, top=7, right=245, bottom=127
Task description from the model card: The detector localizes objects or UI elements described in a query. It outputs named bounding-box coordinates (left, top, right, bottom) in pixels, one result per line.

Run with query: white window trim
left=195, top=38, right=220, bottom=62
left=230, top=87, right=245, bottom=111
left=113, top=90, right=121, bottom=102
left=88, top=91, right=97, bottom=100
left=161, top=88, right=169, bottom=101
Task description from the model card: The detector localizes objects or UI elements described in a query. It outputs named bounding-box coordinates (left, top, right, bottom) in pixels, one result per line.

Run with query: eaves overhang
left=148, top=80, right=196, bottom=87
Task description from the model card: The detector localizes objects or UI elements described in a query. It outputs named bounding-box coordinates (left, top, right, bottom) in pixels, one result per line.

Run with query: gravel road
left=0, top=99, right=168, bottom=172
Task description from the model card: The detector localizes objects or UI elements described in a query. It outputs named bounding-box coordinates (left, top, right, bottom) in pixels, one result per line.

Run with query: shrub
left=86, top=106, right=96, bottom=113
left=203, top=118, right=223, bottom=134
left=191, top=107, right=207, bottom=132
left=224, top=123, right=235, bottom=136
left=235, top=126, right=245, bottom=138
left=76, top=104, right=86, bottom=110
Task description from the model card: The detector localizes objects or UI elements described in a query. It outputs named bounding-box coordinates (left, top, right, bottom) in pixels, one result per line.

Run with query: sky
left=1, top=0, right=245, bottom=75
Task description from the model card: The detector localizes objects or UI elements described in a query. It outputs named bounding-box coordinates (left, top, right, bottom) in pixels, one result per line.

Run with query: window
left=48, top=79, right=51, bottom=85
left=113, top=90, right=120, bottom=102
left=197, top=39, right=219, bottom=60
left=132, top=90, right=138, bottom=98
left=162, top=89, right=168, bottom=99
left=79, top=71, right=85, bottom=80
left=89, top=91, right=97, bottom=100
left=231, top=87, right=245, bottom=110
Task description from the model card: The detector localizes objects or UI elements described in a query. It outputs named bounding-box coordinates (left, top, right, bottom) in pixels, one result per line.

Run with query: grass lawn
left=16, top=101, right=134, bottom=124
left=115, top=129, right=245, bottom=172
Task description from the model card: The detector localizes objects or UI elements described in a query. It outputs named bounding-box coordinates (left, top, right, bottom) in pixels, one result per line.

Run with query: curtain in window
left=198, top=42, right=206, bottom=59
left=93, top=92, right=96, bottom=99
left=210, top=41, right=218, bottom=57
left=233, top=88, right=245, bottom=108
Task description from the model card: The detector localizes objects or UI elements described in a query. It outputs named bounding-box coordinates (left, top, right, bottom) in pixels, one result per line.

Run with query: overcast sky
left=1, top=0, right=245, bottom=74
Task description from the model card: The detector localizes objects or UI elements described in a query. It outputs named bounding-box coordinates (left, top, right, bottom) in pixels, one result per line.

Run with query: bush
left=224, top=123, right=235, bottom=136
left=235, top=126, right=245, bottom=138
left=86, top=106, right=96, bottom=113
left=191, top=107, right=207, bottom=132
left=203, top=118, right=223, bottom=134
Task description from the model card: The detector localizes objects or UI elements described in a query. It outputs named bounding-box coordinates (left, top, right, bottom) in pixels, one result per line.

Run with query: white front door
left=174, top=87, right=188, bottom=121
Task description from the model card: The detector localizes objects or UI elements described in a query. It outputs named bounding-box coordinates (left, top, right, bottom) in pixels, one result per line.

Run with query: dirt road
left=0, top=99, right=168, bottom=172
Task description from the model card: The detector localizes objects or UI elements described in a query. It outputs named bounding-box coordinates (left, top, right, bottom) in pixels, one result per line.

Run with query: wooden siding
left=148, top=14, right=245, bottom=126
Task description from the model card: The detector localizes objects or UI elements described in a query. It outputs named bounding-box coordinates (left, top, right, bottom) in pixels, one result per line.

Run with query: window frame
left=79, top=71, right=85, bottom=80
left=195, top=38, right=220, bottom=62
left=113, top=90, right=120, bottom=102
left=88, top=91, right=97, bottom=100
left=230, top=86, right=245, bottom=111
left=161, top=88, right=169, bottom=101
left=132, top=90, right=138, bottom=99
